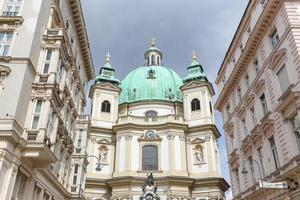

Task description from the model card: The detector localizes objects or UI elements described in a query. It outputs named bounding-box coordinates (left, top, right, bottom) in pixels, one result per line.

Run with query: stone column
left=3, top=162, right=19, bottom=200
left=125, top=135, right=132, bottom=172
left=167, top=135, right=175, bottom=173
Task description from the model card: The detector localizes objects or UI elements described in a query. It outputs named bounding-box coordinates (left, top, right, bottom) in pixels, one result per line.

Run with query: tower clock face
left=145, top=130, right=155, bottom=139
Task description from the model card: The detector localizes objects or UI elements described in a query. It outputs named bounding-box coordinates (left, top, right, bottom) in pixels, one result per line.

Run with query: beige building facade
left=84, top=42, right=229, bottom=199
left=215, top=0, right=300, bottom=199
left=0, top=0, right=94, bottom=199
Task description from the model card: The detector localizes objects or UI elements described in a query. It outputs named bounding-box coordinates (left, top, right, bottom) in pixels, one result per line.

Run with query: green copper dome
left=119, top=66, right=183, bottom=104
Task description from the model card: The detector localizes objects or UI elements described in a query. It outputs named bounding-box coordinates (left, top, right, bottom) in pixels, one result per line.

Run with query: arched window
left=145, top=110, right=158, bottom=122
left=142, top=145, right=158, bottom=170
left=191, top=98, right=201, bottom=111
left=101, top=100, right=111, bottom=113
left=157, top=56, right=160, bottom=66
left=151, top=54, right=155, bottom=65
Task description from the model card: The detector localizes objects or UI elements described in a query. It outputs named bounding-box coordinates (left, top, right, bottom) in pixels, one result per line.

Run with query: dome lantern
left=144, top=38, right=162, bottom=66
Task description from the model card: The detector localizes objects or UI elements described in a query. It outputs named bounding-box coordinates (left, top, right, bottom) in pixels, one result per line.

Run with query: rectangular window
left=260, top=93, right=268, bottom=115
left=291, top=115, right=300, bottom=152
left=56, top=59, right=63, bottom=83
left=245, top=73, right=250, bottom=88
left=0, top=32, right=13, bottom=56
left=248, top=157, right=256, bottom=184
left=254, top=58, right=260, bottom=74
left=269, top=136, right=280, bottom=170
left=242, top=119, right=248, bottom=135
left=31, top=99, right=42, bottom=129
left=42, top=49, right=52, bottom=74
left=46, top=110, right=55, bottom=138
left=237, top=87, right=242, bottom=101
left=235, top=169, right=241, bottom=193
left=257, top=147, right=265, bottom=177
left=77, top=130, right=82, bottom=148
left=276, top=64, right=290, bottom=92
left=270, top=28, right=280, bottom=48
left=2, top=0, right=22, bottom=16
left=72, top=164, right=79, bottom=185
left=226, top=104, right=230, bottom=119
left=250, top=107, right=257, bottom=127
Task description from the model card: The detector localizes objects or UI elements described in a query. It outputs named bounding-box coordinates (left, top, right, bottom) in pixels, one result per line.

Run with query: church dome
left=119, top=65, right=183, bottom=104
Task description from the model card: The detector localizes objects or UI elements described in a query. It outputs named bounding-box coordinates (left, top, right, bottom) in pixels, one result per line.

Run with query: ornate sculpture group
left=140, top=173, right=160, bottom=200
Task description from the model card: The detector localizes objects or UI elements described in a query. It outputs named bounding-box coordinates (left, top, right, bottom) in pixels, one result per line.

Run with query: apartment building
left=0, top=0, right=94, bottom=199
left=215, top=0, right=300, bottom=199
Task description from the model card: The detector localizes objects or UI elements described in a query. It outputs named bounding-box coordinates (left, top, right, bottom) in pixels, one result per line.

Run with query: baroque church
left=84, top=40, right=229, bottom=199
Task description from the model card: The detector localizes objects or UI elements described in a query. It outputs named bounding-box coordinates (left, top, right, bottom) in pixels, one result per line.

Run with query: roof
left=119, top=65, right=183, bottom=104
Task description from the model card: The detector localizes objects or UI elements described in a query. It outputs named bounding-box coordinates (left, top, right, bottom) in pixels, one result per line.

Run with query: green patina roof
left=183, top=54, right=208, bottom=83
left=95, top=54, right=120, bottom=85
left=119, top=65, right=183, bottom=104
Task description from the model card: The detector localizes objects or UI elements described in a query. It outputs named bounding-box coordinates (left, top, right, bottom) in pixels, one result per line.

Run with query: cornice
left=188, top=124, right=221, bottom=139
left=68, top=0, right=95, bottom=80
left=180, top=80, right=215, bottom=96
left=215, top=0, right=282, bottom=110
left=113, top=122, right=188, bottom=132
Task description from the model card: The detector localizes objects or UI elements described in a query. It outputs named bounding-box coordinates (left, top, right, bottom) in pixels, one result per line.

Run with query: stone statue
left=140, top=173, right=159, bottom=200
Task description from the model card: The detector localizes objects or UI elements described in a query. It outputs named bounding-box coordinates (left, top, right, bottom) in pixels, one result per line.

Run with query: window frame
left=101, top=100, right=111, bottom=113
left=31, top=99, right=43, bottom=130
left=270, top=28, right=280, bottom=49
left=268, top=136, right=280, bottom=170
left=0, top=31, right=13, bottom=56
left=191, top=98, right=201, bottom=111
left=2, top=0, right=23, bottom=16
left=42, top=49, right=53, bottom=74
left=276, top=64, right=290, bottom=93
left=259, top=93, right=268, bottom=115
left=142, top=145, right=158, bottom=171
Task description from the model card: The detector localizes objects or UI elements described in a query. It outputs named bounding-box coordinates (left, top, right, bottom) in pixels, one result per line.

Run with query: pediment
left=181, top=81, right=215, bottom=95
left=224, top=121, right=234, bottom=134
left=237, top=106, right=246, bottom=117
left=95, top=82, right=121, bottom=91
left=244, top=93, right=255, bottom=107
left=269, top=48, right=287, bottom=70
left=253, top=79, right=265, bottom=93
left=89, top=82, right=121, bottom=98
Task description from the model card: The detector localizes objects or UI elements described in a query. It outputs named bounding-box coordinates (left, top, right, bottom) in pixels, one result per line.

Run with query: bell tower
left=89, top=53, right=121, bottom=129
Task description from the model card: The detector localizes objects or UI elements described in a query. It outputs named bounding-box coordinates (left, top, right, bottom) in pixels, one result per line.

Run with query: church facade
left=84, top=41, right=229, bottom=200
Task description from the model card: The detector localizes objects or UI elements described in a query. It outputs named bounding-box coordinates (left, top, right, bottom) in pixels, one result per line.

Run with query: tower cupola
left=144, top=38, right=162, bottom=66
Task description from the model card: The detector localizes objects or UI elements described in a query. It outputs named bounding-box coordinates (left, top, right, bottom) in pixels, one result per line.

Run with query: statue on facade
left=140, top=173, right=160, bottom=200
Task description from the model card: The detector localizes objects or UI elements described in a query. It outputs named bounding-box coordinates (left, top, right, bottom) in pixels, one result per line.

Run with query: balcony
left=0, top=14, right=23, bottom=25
left=22, top=130, right=56, bottom=168
left=43, top=28, right=64, bottom=41
left=117, top=114, right=184, bottom=125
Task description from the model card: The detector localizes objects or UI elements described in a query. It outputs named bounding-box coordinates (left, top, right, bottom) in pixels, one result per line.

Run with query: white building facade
left=0, top=0, right=94, bottom=199
left=215, top=0, right=300, bottom=199
left=85, top=42, right=229, bottom=200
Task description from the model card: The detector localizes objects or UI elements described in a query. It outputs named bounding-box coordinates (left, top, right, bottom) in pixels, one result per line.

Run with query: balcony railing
left=118, top=114, right=184, bottom=124
left=2, top=11, right=19, bottom=16
left=27, top=130, right=38, bottom=141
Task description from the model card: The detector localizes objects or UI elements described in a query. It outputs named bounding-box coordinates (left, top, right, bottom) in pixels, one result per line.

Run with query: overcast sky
left=81, top=0, right=248, bottom=197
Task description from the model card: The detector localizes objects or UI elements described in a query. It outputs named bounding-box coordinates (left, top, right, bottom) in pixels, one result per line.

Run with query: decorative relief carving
left=167, top=135, right=175, bottom=140
left=205, top=136, right=211, bottom=141
left=125, top=135, right=133, bottom=141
